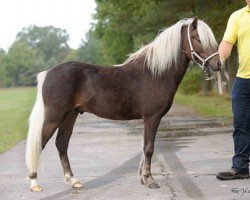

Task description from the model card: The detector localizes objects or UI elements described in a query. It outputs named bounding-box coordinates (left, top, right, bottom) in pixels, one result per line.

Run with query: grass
left=0, top=87, right=36, bottom=154
left=175, top=92, right=232, bottom=118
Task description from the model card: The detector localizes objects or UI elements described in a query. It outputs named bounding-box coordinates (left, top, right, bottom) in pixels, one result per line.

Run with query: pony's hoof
left=148, top=182, right=160, bottom=189
left=139, top=177, right=148, bottom=185
left=72, top=181, right=83, bottom=188
left=30, top=184, right=42, bottom=192
left=65, top=175, right=83, bottom=188
left=140, top=178, right=144, bottom=185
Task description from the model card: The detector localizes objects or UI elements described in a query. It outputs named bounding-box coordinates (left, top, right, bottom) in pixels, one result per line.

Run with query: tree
left=3, top=41, right=36, bottom=86
left=77, top=36, right=104, bottom=64
left=0, top=48, right=7, bottom=87
left=66, top=29, right=113, bottom=65
left=92, top=0, right=167, bottom=64
left=0, top=25, right=72, bottom=87
left=16, top=25, right=71, bottom=67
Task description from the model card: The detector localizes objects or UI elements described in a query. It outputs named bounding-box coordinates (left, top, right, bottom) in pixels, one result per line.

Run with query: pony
left=26, top=18, right=221, bottom=191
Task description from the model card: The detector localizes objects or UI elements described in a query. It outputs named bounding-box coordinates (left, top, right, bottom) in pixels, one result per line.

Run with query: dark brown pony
left=26, top=18, right=221, bottom=191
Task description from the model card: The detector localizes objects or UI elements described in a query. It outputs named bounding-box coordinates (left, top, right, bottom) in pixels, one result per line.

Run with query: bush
left=178, top=66, right=203, bottom=94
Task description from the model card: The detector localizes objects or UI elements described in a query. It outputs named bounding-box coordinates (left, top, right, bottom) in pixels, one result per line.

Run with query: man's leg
left=217, top=77, right=250, bottom=180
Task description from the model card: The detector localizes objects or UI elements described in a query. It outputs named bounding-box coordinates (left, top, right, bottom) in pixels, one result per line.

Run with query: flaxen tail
left=26, top=71, right=47, bottom=174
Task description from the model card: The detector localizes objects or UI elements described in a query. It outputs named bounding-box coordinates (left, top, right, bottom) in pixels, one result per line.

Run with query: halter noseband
left=187, top=24, right=219, bottom=80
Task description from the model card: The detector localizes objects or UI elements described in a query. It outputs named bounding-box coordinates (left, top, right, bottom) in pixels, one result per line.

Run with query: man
left=216, top=0, right=250, bottom=180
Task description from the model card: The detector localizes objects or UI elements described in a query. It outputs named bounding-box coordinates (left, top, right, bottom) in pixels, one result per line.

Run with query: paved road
left=0, top=103, right=249, bottom=200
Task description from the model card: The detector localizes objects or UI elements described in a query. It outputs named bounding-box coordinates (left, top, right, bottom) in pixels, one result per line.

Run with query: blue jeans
left=232, top=77, right=250, bottom=174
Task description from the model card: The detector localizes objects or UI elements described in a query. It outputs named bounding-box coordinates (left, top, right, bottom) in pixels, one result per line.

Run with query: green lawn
left=175, top=92, right=232, bottom=118
left=0, top=87, right=36, bottom=153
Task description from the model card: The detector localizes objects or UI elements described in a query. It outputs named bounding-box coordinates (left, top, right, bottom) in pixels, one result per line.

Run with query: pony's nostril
left=217, top=61, right=221, bottom=68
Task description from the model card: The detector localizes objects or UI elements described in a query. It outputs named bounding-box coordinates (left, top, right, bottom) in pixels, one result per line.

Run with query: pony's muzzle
left=215, top=60, right=222, bottom=71
left=208, top=57, right=222, bottom=72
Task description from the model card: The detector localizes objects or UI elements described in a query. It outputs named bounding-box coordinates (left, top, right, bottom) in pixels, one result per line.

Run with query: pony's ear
left=191, top=17, right=198, bottom=29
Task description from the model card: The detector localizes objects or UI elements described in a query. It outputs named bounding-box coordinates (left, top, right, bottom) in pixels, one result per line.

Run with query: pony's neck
left=160, top=51, right=190, bottom=93
left=172, top=51, right=190, bottom=84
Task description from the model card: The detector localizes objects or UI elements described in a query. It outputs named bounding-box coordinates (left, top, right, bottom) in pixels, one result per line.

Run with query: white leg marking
left=30, top=179, right=42, bottom=192
left=65, top=174, right=83, bottom=188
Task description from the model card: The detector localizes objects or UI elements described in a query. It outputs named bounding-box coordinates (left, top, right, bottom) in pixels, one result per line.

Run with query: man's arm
left=218, top=40, right=234, bottom=62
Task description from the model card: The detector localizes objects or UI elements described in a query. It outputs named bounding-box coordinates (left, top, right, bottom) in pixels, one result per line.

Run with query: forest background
left=0, top=0, right=245, bottom=94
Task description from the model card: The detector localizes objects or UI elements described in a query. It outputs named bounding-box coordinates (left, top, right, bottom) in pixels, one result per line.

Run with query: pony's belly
left=88, top=109, right=142, bottom=120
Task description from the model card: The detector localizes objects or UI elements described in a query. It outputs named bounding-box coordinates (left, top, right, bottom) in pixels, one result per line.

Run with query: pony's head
left=181, top=18, right=221, bottom=78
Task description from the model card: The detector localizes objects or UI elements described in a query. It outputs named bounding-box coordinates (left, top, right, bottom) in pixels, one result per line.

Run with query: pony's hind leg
left=55, top=111, right=83, bottom=188
left=28, top=120, right=59, bottom=191
left=25, top=71, right=60, bottom=192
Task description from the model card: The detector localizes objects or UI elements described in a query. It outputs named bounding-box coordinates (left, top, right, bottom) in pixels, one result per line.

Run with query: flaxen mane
left=123, top=18, right=218, bottom=76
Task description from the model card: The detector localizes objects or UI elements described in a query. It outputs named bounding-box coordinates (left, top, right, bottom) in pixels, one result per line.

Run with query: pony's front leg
left=139, top=116, right=161, bottom=188
left=56, top=111, right=83, bottom=188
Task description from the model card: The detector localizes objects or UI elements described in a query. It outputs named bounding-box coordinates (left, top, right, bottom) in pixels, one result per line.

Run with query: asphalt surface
left=0, top=103, right=250, bottom=200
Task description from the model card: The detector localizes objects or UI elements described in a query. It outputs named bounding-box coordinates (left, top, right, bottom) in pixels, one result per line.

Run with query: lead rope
left=216, top=65, right=230, bottom=95
left=203, top=64, right=230, bottom=95
left=217, top=71, right=223, bottom=95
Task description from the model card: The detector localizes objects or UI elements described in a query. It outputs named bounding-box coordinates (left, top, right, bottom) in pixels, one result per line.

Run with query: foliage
left=92, top=0, right=169, bottom=64
left=2, top=41, right=37, bottom=86
left=1, top=26, right=72, bottom=87
left=16, top=25, right=70, bottom=66
left=76, top=29, right=113, bottom=65
left=0, top=49, right=7, bottom=87
left=179, top=65, right=203, bottom=94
